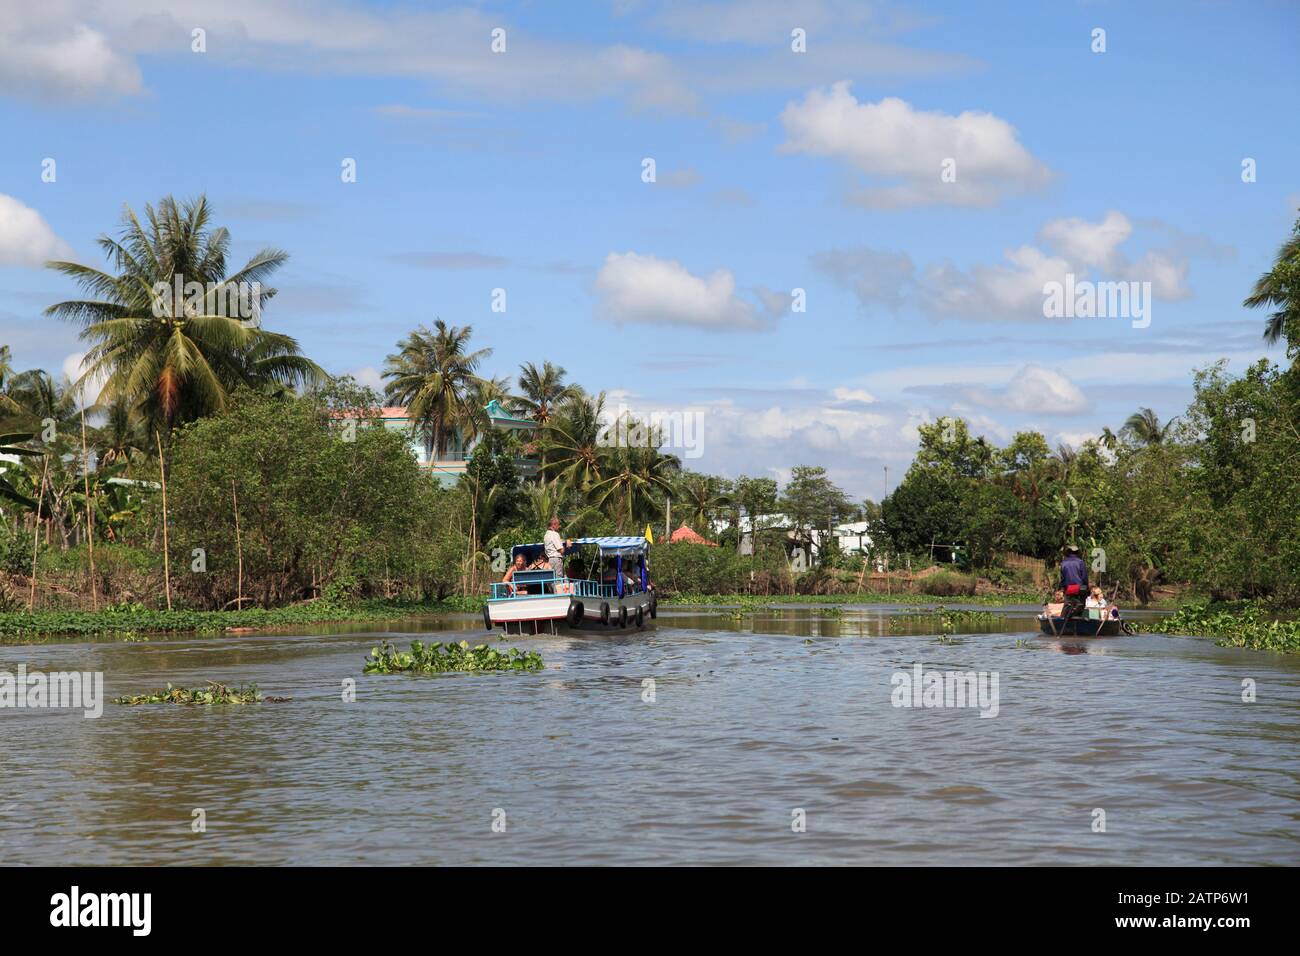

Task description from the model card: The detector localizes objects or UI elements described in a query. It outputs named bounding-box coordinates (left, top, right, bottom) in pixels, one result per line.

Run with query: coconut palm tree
left=515, top=361, right=580, bottom=425
left=672, top=472, right=732, bottom=533
left=6, top=369, right=77, bottom=432
left=541, top=392, right=607, bottom=493
left=0, top=346, right=22, bottom=416
left=0, top=432, right=42, bottom=508
left=588, top=424, right=680, bottom=531
left=1122, top=408, right=1174, bottom=447
left=1244, top=216, right=1300, bottom=351
left=382, top=320, right=492, bottom=460
left=95, top=393, right=149, bottom=471
left=469, top=374, right=515, bottom=412
left=44, top=195, right=322, bottom=431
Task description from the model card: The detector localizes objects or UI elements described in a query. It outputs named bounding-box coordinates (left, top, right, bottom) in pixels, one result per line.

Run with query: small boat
left=484, top=536, right=657, bottom=634
left=1037, top=609, right=1128, bottom=637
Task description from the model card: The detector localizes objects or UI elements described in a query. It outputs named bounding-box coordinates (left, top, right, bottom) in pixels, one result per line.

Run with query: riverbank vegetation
left=1138, top=601, right=1300, bottom=654
left=0, top=597, right=481, bottom=641
left=2, top=196, right=1298, bottom=646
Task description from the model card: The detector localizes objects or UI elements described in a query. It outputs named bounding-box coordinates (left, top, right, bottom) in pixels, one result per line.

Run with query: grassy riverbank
left=0, top=597, right=483, bottom=641
left=665, top=590, right=1045, bottom=608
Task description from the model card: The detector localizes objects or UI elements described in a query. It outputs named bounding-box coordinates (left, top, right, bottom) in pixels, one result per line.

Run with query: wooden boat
left=1037, top=611, right=1124, bottom=637
left=485, top=536, right=656, bottom=634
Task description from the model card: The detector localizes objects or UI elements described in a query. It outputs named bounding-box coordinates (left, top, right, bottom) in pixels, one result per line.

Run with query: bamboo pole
left=232, top=480, right=243, bottom=608
left=80, top=398, right=98, bottom=610
left=28, top=455, right=49, bottom=611
left=155, top=429, right=172, bottom=611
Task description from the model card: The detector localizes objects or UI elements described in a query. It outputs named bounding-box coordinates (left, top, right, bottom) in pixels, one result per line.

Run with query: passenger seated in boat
left=1044, top=589, right=1065, bottom=617
left=1086, top=586, right=1106, bottom=609
left=502, top=554, right=529, bottom=595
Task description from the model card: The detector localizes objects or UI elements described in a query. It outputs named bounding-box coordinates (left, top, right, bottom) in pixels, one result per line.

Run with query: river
left=3, top=605, right=1298, bottom=865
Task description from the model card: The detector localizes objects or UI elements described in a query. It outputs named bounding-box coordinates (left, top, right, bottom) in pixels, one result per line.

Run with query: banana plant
left=0, top=432, right=43, bottom=509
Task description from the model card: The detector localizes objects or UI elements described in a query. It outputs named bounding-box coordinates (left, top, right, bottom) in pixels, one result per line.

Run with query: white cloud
left=347, top=366, right=386, bottom=394
left=593, top=252, right=776, bottom=330
left=895, top=365, right=1088, bottom=416
left=956, top=365, right=1089, bottom=415
left=60, top=351, right=109, bottom=407
left=1038, top=210, right=1131, bottom=270
left=0, top=8, right=142, bottom=101
left=779, top=84, right=1050, bottom=208
left=821, top=211, right=1196, bottom=321
left=831, top=387, right=876, bottom=404
left=0, top=194, right=74, bottom=266
left=0, top=1, right=700, bottom=113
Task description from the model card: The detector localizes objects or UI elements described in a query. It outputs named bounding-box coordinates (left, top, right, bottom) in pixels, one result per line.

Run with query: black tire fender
left=482, top=605, right=493, bottom=631
left=618, top=605, right=628, bottom=628
left=636, top=605, right=644, bottom=628
left=600, top=602, right=610, bottom=625
left=649, top=594, right=658, bottom=619
left=567, top=602, right=582, bottom=627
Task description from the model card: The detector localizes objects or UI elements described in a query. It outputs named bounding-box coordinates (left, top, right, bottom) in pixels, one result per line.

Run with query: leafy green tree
left=1244, top=212, right=1300, bottom=355
left=45, top=195, right=321, bottom=431
left=733, top=475, right=779, bottom=554
left=541, top=391, right=607, bottom=492
left=383, top=320, right=492, bottom=460
left=515, top=361, right=580, bottom=425
left=1122, top=407, right=1174, bottom=447
left=672, top=471, right=732, bottom=534
left=164, top=389, right=436, bottom=607
left=779, top=465, right=854, bottom=561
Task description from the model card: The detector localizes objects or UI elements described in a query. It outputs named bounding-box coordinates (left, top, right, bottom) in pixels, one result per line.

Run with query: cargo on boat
left=485, top=536, right=656, bottom=634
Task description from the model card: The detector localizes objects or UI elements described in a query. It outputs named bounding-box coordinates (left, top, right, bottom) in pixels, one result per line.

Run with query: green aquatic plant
left=889, top=607, right=1001, bottom=633
left=363, top=639, right=543, bottom=674
left=1139, top=601, right=1300, bottom=653
left=112, top=681, right=287, bottom=705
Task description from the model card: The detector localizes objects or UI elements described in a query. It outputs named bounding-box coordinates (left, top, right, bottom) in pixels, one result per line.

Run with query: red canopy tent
left=669, top=525, right=718, bottom=547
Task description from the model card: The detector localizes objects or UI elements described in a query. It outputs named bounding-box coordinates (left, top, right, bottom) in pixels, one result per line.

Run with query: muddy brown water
left=2, top=605, right=1297, bottom=865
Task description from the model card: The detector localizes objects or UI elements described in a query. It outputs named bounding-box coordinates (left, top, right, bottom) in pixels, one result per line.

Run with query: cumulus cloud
left=779, top=84, right=1050, bottom=208
left=950, top=365, right=1089, bottom=415
left=819, top=210, right=1196, bottom=321
left=0, top=8, right=142, bottom=101
left=593, top=252, right=780, bottom=330
left=0, top=194, right=74, bottom=266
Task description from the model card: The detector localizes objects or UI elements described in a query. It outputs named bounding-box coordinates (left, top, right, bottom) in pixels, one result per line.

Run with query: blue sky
left=1, top=0, right=1296, bottom=500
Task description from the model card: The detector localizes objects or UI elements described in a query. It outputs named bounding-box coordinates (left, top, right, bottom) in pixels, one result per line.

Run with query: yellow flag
left=644, top=523, right=654, bottom=544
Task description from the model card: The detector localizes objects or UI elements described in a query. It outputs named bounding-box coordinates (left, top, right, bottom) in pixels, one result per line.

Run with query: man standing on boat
left=544, top=517, right=571, bottom=577
left=1060, top=544, right=1088, bottom=618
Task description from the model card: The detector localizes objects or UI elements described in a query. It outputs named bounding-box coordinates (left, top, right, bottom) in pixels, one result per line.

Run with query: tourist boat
left=1037, top=608, right=1128, bottom=637
left=484, top=536, right=657, bottom=634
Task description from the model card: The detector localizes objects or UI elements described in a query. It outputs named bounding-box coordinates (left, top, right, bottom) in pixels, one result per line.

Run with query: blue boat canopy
left=570, top=536, right=650, bottom=557
left=511, top=535, right=649, bottom=561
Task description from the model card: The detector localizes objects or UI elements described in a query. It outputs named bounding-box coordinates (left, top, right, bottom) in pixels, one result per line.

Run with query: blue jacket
left=1060, top=554, right=1088, bottom=590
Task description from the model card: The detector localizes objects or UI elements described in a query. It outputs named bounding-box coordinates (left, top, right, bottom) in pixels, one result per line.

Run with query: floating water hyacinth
left=112, top=680, right=288, bottom=705
left=363, top=639, right=543, bottom=674
left=888, top=607, right=1001, bottom=632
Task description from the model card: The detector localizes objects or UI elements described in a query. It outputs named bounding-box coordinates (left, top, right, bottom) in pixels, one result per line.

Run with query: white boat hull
left=486, top=592, right=656, bottom=631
